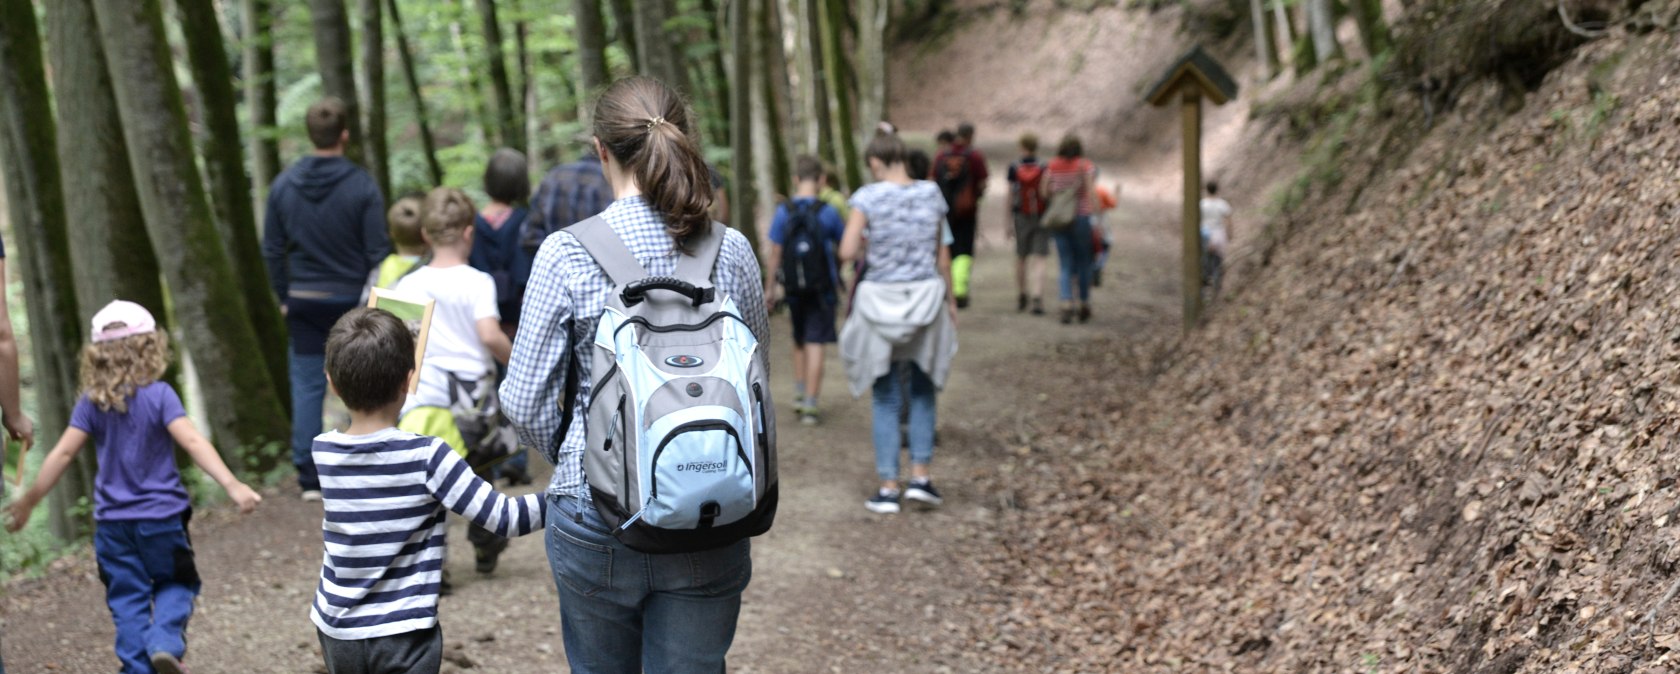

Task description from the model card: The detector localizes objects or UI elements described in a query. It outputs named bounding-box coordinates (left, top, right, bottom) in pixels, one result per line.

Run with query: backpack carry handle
left=621, top=276, right=715, bottom=308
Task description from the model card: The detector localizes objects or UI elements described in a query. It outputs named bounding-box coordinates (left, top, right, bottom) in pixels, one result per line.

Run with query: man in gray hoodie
left=261, top=97, right=390, bottom=500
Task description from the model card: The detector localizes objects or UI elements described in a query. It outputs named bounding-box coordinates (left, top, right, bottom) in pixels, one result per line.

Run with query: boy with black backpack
left=1007, top=133, right=1050, bottom=315
left=767, top=156, right=847, bottom=425
left=931, top=122, right=988, bottom=309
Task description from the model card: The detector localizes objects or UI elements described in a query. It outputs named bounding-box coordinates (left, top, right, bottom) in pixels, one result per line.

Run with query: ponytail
left=593, top=77, right=714, bottom=247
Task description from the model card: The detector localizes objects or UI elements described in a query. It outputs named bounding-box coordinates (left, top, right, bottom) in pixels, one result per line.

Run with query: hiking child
left=375, top=192, right=428, bottom=289
left=840, top=130, right=959, bottom=515
left=469, top=149, right=536, bottom=486
left=1041, top=134, right=1098, bottom=324
left=310, top=308, right=542, bottom=674
left=1200, top=181, right=1233, bottom=296
left=5, top=300, right=261, bottom=674
left=931, top=122, right=989, bottom=309
left=261, top=97, right=392, bottom=501
left=1091, top=181, right=1120, bottom=288
left=767, top=156, right=847, bottom=425
left=393, top=188, right=520, bottom=573
left=1006, top=133, right=1050, bottom=315
left=502, top=76, right=771, bottom=672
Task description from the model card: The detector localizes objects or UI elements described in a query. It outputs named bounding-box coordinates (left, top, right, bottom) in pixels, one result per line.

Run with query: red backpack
left=1013, top=161, right=1046, bottom=216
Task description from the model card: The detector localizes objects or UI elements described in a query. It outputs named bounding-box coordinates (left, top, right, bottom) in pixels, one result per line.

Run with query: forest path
left=1, top=152, right=1181, bottom=672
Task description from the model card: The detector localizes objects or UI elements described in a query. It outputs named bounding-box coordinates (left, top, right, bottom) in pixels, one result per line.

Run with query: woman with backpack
left=500, top=77, right=770, bottom=672
left=839, top=130, right=959, bottom=515
left=1041, top=134, right=1098, bottom=324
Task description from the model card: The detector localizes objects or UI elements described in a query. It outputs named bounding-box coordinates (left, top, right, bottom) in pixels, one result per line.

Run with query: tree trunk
left=632, top=0, right=691, bottom=95
left=358, top=0, right=390, bottom=199
left=1348, top=0, right=1390, bottom=58
left=244, top=0, right=281, bottom=207
left=761, top=0, right=793, bottom=199
left=515, top=2, right=538, bottom=166
left=307, top=0, right=365, bottom=165
left=176, top=0, right=291, bottom=411
left=1292, top=4, right=1318, bottom=74
left=0, top=0, right=89, bottom=540
left=573, top=0, right=610, bottom=122
left=1307, top=0, right=1339, bottom=65
left=447, top=1, right=498, bottom=145
left=1273, top=0, right=1296, bottom=70
left=608, top=0, right=639, bottom=73
left=386, top=0, right=443, bottom=185
left=821, top=0, right=861, bottom=190
left=477, top=0, right=523, bottom=150
left=729, top=0, right=757, bottom=254
left=854, top=0, right=887, bottom=146
left=92, top=0, right=291, bottom=467
left=699, top=0, right=733, bottom=145
left=803, top=0, right=834, bottom=166
left=1250, top=0, right=1274, bottom=80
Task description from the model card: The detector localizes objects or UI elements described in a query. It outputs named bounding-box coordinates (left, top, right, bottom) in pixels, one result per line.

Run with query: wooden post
left=1181, top=90, right=1203, bottom=329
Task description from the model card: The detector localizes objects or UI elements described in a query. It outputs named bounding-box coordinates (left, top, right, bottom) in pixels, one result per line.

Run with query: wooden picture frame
left=367, top=287, right=436, bottom=393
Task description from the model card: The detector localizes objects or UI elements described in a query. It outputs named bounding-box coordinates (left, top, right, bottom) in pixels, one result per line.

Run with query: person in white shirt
left=1199, top=181, right=1234, bottom=295
left=394, top=187, right=517, bottom=575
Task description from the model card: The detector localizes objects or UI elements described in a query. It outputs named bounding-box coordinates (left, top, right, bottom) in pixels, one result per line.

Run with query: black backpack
left=779, top=201, right=833, bottom=297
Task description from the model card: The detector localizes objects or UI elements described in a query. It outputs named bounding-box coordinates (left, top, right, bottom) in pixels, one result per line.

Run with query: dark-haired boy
left=310, top=307, right=543, bottom=674
left=766, top=156, right=846, bottom=425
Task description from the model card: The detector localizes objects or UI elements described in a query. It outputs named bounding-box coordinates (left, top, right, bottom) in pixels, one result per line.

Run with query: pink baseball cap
left=90, top=300, right=158, bottom=343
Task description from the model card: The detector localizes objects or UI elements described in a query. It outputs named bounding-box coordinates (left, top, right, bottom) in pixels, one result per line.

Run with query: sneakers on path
left=905, top=480, right=944, bottom=506
left=865, top=490, right=901, bottom=514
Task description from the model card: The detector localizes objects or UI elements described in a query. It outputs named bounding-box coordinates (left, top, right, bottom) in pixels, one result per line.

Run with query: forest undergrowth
left=947, top=11, right=1680, bottom=674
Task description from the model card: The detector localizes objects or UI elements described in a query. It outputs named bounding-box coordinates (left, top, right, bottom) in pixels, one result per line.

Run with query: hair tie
left=646, top=116, right=666, bottom=133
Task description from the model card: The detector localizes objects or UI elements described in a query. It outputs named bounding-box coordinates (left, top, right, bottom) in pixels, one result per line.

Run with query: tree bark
left=307, top=0, right=365, bottom=165
left=820, top=0, right=861, bottom=190
left=1348, top=0, right=1390, bottom=58
left=608, top=0, right=639, bottom=73
left=244, top=0, right=281, bottom=207
left=1292, top=4, right=1318, bottom=74
left=477, top=0, right=523, bottom=150
left=729, top=0, right=757, bottom=254
left=632, top=0, right=691, bottom=94
left=447, top=1, right=498, bottom=145
left=1273, top=0, right=1296, bottom=70
left=854, top=0, right=887, bottom=146
left=92, top=0, right=291, bottom=466
left=0, top=0, right=89, bottom=539
left=176, top=0, right=291, bottom=410
left=699, top=0, right=733, bottom=144
left=386, top=0, right=443, bottom=185
left=358, top=0, right=391, bottom=199
left=1306, top=0, right=1339, bottom=65
left=573, top=0, right=610, bottom=122
left=803, top=0, right=834, bottom=165
left=761, top=0, right=793, bottom=199
left=1250, top=0, right=1274, bottom=80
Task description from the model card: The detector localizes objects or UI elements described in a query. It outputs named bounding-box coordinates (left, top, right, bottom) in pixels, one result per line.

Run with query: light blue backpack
left=570, top=216, right=778, bottom=553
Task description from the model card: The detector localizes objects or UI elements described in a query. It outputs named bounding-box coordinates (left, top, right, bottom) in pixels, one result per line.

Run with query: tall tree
left=512, top=0, right=536, bottom=163
left=91, top=0, right=291, bottom=465
left=448, top=0, right=498, bottom=145
left=387, top=0, right=443, bottom=185
left=1250, top=0, right=1275, bottom=80
left=359, top=0, right=391, bottom=198
left=854, top=0, right=887, bottom=147
left=1348, top=0, right=1390, bottom=58
left=477, top=0, right=523, bottom=150
left=244, top=0, right=281, bottom=205
left=608, top=0, right=640, bottom=73
left=802, top=0, right=834, bottom=165
left=0, top=0, right=88, bottom=540
left=632, top=0, right=691, bottom=94
left=728, top=0, right=756, bottom=253
left=820, top=0, right=861, bottom=190
left=699, top=0, right=733, bottom=143
left=307, top=0, right=365, bottom=165
left=177, top=0, right=291, bottom=411
left=573, top=0, right=611, bottom=122
left=1306, top=0, right=1339, bottom=65
left=760, top=0, right=793, bottom=198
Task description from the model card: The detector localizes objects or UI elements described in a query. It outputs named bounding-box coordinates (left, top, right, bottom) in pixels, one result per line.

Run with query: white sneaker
left=300, top=489, right=323, bottom=502
left=864, top=491, right=901, bottom=514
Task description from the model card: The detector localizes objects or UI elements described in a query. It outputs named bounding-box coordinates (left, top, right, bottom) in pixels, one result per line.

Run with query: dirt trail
left=1, top=151, right=1181, bottom=672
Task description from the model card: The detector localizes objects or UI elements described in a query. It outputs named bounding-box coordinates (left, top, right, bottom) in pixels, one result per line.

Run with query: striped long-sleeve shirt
left=309, top=428, right=545, bottom=640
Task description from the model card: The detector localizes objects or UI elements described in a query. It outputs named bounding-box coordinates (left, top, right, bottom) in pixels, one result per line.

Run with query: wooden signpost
left=1146, top=46, right=1238, bottom=330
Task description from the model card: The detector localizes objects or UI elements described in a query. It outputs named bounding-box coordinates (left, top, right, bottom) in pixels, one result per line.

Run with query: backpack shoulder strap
left=569, top=215, right=648, bottom=287
left=673, top=221, right=724, bottom=287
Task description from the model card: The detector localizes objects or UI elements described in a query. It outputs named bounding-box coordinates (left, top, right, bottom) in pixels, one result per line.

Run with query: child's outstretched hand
left=226, top=482, right=262, bottom=514
left=4, top=497, right=35, bottom=533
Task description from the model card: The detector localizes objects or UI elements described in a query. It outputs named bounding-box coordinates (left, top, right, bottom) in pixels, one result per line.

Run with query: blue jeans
left=872, top=362, right=937, bottom=482
left=289, top=349, right=327, bottom=491
left=1053, top=215, right=1095, bottom=302
left=546, top=495, right=750, bottom=674
left=94, top=514, right=200, bottom=673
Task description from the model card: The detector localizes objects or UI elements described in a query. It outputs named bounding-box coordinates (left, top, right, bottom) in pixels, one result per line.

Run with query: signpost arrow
left=1146, top=45, right=1238, bottom=331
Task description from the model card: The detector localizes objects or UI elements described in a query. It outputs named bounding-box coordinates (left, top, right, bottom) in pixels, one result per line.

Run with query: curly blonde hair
left=80, top=329, right=172, bottom=413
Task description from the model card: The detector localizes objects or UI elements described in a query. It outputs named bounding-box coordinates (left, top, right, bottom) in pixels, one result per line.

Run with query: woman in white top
left=839, top=130, right=959, bottom=515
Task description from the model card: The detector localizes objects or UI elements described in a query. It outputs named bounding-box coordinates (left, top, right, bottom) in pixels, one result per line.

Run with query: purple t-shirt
left=69, top=381, right=191, bottom=521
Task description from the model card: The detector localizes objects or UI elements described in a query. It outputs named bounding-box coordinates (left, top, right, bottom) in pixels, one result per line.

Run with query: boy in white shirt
left=1199, top=181, right=1233, bottom=295
left=394, top=187, right=518, bottom=575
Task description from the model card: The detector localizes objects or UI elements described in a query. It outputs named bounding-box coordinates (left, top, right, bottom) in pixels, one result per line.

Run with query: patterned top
left=500, top=196, right=770, bottom=499
left=531, top=154, right=613, bottom=235
left=310, top=428, right=545, bottom=640
left=849, top=180, right=947, bottom=283
left=1046, top=157, right=1097, bottom=217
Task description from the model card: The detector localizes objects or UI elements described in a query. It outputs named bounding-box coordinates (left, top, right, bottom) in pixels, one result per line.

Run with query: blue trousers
left=546, top=495, right=750, bottom=674
left=1053, top=215, right=1095, bottom=302
left=872, top=362, right=937, bottom=482
left=290, top=349, right=327, bottom=491
left=94, top=514, right=200, bottom=674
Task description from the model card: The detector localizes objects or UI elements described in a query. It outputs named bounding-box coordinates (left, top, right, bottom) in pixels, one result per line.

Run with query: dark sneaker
left=1078, top=305, right=1092, bottom=323
left=955, top=296, right=970, bottom=310
left=905, top=481, right=944, bottom=506
left=1017, top=294, right=1028, bottom=312
left=1030, top=298, right=1045, bottom=316
left=865, top=490, right=901, bottom=514
left=440, top=569, right=454, bottom=596
left=150, top=652, right=187, bottom=674
left=475, top=537, right=510, bottom=574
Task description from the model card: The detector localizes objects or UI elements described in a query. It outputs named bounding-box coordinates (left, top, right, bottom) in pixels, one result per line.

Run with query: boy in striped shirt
left=310, top=307, right=544, bottom=673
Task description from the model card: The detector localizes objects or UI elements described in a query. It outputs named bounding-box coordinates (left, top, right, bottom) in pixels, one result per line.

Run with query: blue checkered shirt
left=500, top=196, right=770, bottom=499
left=532, top=155, right=613, bottom=232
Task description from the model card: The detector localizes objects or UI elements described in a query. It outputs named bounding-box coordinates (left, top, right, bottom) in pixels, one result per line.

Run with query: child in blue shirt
left=766, top=156, right=847, bottom=426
